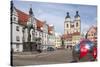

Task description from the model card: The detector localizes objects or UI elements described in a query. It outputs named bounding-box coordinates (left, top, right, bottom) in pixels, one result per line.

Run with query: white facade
left=11, top=2, right=56, bottom=52
left=55, top=33, right=62, bottom=48
left=11, top=7, right=23, bottom=52
left=48, top=25, right=55, bottom=49
left=64, top=11, right=81, bottom=34
left=42, top=23, right=48, bottom=50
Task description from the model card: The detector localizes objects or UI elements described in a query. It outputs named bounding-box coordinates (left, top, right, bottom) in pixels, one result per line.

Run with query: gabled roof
left=87, top=26, right=97, bottom=34
left=14, top=7, right=54, bottom=33
left=15, top=8, right=45, bottom=31
left=15, top=8, right=29, bottom=26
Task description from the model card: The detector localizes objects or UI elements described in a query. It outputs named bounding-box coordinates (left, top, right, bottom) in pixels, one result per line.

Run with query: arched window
left=66, top=24, right=69, bottom=28
left=76, top=22, right=78, bottom=27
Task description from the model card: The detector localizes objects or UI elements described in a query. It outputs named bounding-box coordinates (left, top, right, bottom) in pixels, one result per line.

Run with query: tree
left=61, top=39, right=65, bottom=48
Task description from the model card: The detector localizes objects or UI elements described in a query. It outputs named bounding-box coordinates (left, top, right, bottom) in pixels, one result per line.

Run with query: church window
left=76, top=22, right=78, bottom=27
left=66, top=24, right=69, bottom=28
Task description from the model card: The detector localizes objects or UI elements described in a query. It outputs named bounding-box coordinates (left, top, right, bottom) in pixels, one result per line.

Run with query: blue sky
left=13, top=1, right=97, bottom=34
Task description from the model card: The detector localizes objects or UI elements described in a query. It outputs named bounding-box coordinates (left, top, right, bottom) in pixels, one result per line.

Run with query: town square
left=10, top=0, right=97, bottom=66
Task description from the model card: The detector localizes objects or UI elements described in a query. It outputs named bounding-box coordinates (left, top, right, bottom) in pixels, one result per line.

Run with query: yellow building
left=62, top=34, right=72, bottom=48
left=72, top=32, right=80, bottom=46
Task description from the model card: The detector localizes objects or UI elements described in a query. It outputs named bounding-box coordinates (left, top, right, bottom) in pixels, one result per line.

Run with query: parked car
left=47, top=47, right=55, bottom=51
left=72, top=39, right=97, bottom=62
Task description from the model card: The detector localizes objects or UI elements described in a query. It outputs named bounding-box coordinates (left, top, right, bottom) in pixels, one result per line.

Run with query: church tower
left=27, top=5, right=36, bottom=28
left=74, top=11, right=81, bottom=33
left=64, top=12, right=71, bottom=34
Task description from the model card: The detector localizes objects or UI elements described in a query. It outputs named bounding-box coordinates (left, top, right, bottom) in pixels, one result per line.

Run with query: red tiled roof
left=62, top=34, right=72, bottom=40
left=35, top=18, right=44, bottom=31
left=15, top=8, right=55, bottom=33
left=87, top=26, right=97, bottom=34
left=15, top=8, right=29, bottom=26
left=15, top=8, right=45, bottom=29
left=62, top=32, right=80, bottom=40
left=48, top=25, right=53, bottom=35
left=72, top=32, right=80, bottom=35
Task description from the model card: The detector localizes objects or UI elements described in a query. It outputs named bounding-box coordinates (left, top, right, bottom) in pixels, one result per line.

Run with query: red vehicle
left=72, top=39, right=97, bottom=62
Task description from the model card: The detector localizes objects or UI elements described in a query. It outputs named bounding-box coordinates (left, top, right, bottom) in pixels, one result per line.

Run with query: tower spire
left=74, top=11, right=80, bottom=18
left=65, top=12, right=70, bottom=18
left=29, top=4, right=34, bottom=16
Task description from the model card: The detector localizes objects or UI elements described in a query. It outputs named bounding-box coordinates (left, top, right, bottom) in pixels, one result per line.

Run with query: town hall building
left=11, top=1, right=55, bottom=52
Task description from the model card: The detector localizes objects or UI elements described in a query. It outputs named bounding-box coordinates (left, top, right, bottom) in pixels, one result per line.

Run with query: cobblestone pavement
left=12, top=49, right=74, bottom=66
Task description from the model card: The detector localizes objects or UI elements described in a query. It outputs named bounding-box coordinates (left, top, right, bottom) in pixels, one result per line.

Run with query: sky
left=13, top=0, right=97, bottom=34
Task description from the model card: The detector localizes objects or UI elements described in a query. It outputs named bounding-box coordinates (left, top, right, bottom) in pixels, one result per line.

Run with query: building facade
left=55, top=33, right=62, bottom=48
left=86, top=26, right=97, bottom=44
left=64, top=11, right=81, bottom=34
left=62, top=34, right=72, bottom=48
left=11, top=1, right=25, bottom=52
left=48, top=25, right=55, bottom=49
left=72, top=32, right=80, bottom=46
left=63, top=11, right=81, bottom=47
left=11, top=2, right=55, bottom=52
